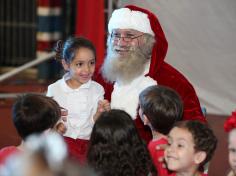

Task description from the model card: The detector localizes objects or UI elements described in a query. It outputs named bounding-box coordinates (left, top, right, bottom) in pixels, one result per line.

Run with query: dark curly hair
left=87, top=109, right=156, bottom=176
left=139, top=85, right=183, bottom=135
left=173, top=120, right=217, bottom=171
left=54, top=36, right=96, bottom=63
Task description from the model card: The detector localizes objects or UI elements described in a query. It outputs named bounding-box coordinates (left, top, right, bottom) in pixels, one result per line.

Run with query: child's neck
left=152, top=131, right=166, bottom=141
left=66, top=79, right=82, bottom=89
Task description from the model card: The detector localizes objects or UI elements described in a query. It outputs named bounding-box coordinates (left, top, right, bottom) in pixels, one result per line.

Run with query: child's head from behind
left=88, top=109, right=142, bottom=149
left=55, top=37, right=96, bottom=85
left=224, top=110, right=236, bottom=174
left=165, top=120, right=217, bottom=173
left=12, top=93, right=61, bottom=140
left=87, top=109, right=155, bottom=176
left=139, top=85, right=183, bottom=135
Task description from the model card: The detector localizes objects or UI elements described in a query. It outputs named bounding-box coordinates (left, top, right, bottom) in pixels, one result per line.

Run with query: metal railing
left=0, top=52, right=55, bottom=98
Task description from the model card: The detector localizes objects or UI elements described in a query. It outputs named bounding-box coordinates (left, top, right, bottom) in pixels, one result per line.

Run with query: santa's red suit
left=95, top=5, right=206, bottom=142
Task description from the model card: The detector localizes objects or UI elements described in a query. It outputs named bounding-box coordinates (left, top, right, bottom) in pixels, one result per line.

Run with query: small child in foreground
left=165, top=120, right=217, bottom=176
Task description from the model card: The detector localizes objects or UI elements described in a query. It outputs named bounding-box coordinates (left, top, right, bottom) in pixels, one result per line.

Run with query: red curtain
left=75, top=0, right=105, bottom=69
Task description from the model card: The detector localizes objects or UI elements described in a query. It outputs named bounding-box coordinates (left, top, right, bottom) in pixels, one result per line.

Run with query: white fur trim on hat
left=108, top=8, right=154, bottom=36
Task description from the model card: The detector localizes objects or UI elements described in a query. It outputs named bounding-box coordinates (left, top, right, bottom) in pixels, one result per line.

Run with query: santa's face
left=101, top=29, right=154, bottom=83
left=110, top=29, right=145, bottom=57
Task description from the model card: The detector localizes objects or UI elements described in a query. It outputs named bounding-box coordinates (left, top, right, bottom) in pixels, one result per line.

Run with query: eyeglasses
left=110, top=32, right=144, bottom=42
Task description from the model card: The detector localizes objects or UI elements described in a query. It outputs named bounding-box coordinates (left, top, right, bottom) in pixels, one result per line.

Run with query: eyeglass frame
left=110, top=31, right=144, bottom=42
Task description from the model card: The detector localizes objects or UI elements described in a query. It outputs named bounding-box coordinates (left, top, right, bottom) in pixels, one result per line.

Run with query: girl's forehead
left=75, top=47, right=93, bottom=53
left=74, top=48, right=95, bottom=57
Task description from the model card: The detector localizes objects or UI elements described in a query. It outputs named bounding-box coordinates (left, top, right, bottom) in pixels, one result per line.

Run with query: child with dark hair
left=165, top=120, right=217, bottom=176
left=0, top=93, right=61, bottom=165
left=47, top=37, right=110, bottom=162
left=139, top=85, right=183, bottom=175
left=87, top=109, right=156, bottom=176
left=224, top=110, right=236, bottom=176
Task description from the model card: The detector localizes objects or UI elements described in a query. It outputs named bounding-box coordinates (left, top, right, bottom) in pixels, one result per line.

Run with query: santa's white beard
left=101, top=45, right=148, bottom=84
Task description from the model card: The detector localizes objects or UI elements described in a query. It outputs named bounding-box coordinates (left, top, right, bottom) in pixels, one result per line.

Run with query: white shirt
left=111, top=62, right=157, bottom=119
left=47, top=73, right=104, bottom=140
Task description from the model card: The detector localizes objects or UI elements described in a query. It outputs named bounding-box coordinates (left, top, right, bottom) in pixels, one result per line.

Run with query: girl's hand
left=98, top=99, right=110, bottom=112
left=93, top=100, right=110, bottom=121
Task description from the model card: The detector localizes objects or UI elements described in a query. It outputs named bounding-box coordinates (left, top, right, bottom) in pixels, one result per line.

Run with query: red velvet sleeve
left=156, top=62, right=206, bottom=123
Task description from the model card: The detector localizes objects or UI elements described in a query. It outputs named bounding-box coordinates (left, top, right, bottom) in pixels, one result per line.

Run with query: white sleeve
left=89, top=85, right=105, bottom=125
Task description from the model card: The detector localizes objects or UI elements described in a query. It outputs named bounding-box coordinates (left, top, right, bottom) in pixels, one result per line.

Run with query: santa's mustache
left=112, top=46, right=135, bottom=53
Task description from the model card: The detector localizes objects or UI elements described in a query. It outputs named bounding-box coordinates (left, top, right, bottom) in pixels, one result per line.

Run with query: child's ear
left=61, top=59, right=69, bottom=71
left=143, top=114, right=150, bottom=126
left=194, top=151, right=207, bottom=165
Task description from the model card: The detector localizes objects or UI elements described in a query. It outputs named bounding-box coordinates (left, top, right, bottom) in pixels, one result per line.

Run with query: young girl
left=87, top=109, right=156, bottom=176
left=47, top=37, right=110, bottom=162
left=165, top=120, right=217, bottom=176
left=224, top=110, right=236, bottom=176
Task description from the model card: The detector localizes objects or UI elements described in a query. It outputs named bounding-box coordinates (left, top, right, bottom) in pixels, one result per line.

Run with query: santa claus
left=95, top=5, right=206, bottom=142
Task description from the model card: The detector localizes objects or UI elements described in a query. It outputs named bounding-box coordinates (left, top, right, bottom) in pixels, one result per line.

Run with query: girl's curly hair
left=87, top=109, right=156, bottom=176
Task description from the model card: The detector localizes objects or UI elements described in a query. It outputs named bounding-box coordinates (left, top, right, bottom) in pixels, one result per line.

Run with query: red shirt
left=0, top=146, right=20, bottom=165
left=148, top=137, right=173, bottom=176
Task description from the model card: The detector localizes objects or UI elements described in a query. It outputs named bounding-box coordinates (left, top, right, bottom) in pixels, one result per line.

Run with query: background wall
left=119, top=0, right=236, bottom=115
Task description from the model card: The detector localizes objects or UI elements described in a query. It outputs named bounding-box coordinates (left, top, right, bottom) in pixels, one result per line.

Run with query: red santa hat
left=108, top=8, right=154, bottom=36
left=108, top=5, right=168, bottom=76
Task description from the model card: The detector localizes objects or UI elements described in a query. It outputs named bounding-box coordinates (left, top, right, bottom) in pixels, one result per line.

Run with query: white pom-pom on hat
left=108, top=8, right=154, bottom=36
left=25, top=132, right=67, bottom=170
